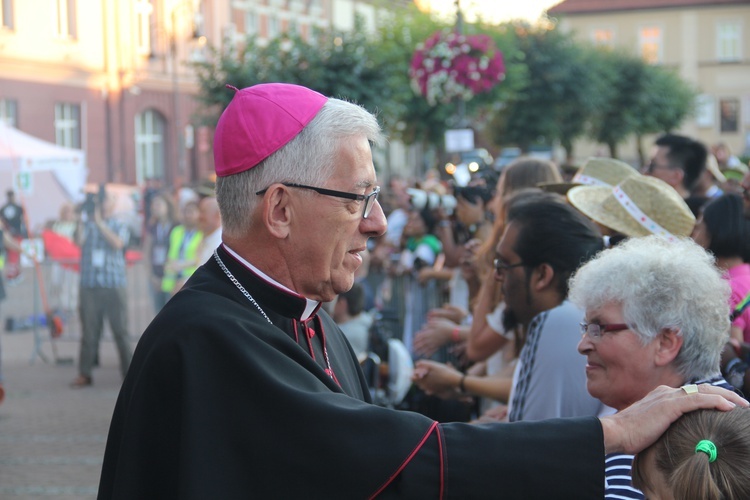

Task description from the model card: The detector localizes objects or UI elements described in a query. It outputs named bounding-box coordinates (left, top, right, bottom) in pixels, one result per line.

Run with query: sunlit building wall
left=0, top=0, right=413, bottom=189
left=549, top=0, right=750, bottom=163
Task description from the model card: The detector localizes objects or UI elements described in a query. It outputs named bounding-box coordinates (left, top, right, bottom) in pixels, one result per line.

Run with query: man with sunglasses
left=99, top=83, right=746, bottom=499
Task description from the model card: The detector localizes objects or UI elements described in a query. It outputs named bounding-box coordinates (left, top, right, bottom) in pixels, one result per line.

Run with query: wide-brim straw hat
left=568, top=175, right=695, bottom=238
left=572, top=157, right=639, bottom=187
left=539, top=157, right=639, bottom=196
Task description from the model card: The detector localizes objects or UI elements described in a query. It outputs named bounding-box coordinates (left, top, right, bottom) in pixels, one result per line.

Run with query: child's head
left=632, top=408, right=750, bottom=500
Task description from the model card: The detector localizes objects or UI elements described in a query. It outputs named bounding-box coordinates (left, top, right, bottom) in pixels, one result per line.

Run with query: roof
left=548, top=0, right=750, bottom=15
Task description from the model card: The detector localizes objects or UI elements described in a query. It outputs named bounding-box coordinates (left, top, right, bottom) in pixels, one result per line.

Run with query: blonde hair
left=633, top=408, right=750, bottom=500
left=478, top=157, right=562, bottom=268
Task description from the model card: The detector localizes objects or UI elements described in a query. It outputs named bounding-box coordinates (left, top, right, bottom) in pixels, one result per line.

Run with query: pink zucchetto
left=213, top=83, right=328, bottom=177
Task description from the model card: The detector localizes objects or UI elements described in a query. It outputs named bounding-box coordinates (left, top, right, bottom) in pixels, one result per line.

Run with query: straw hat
left=538, top=157, right=638, bottom=195
left=572, top=157, right=639, bottom=187
left=568, top=175, right=695, bottom=239
left=705, top=155, right=727, bottom=183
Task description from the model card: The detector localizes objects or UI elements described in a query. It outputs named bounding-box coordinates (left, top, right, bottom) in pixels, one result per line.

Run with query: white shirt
left=198, top=228, right=223, bottom=267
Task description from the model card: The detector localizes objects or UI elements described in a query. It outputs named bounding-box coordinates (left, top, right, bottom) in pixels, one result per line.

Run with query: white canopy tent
left=0, top=122, right=87, bottom=233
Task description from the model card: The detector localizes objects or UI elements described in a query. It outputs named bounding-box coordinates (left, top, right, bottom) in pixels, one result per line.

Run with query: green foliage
left=489, top=24, right=608, bottom=157
left=191, top=16, right=399, bottom=127
left=190, top=5, right=523, bottom=149
left=586, top=49, right=645, bottom=157
left=586, top=49, right=696, bottom=158
left=190, top=8, right=699, bottom=157
left=636, top=64, right=697, bottom=135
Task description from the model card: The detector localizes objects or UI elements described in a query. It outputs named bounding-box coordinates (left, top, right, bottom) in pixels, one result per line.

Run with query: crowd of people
left=0, top=179, right=225, bottom=395
left=349, top=133, right=750, bottom=498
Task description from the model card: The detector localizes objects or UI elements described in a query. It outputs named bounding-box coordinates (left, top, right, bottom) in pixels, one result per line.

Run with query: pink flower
left=409, top=30, right=505, bottom=106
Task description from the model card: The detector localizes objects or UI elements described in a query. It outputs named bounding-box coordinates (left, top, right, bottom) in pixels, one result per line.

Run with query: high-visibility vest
left=161, top=225, right=203, bottom=293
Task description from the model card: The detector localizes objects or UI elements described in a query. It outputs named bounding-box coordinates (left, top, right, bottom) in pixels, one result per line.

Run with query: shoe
left=69, top=376, right=92, bottom=388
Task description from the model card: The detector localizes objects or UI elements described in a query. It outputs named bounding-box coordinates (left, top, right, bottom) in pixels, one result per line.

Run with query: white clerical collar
left=222, top=244, right=320, bottom=320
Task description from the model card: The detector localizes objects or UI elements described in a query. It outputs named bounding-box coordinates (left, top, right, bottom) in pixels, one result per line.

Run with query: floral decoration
left=409, top=30, right=505, bottom=106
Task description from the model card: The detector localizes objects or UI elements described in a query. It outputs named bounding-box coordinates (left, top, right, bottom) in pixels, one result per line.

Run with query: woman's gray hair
left=216, top=97, right=383, bottom=237
left=568, top=235, right=730, bottom=382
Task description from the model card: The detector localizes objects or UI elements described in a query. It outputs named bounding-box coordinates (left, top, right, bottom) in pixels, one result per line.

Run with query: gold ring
left=681, top=384, right=699, bottom=395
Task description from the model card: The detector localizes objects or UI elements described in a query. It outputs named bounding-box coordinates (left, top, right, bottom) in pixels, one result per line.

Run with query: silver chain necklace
left=213, top=250, right=273, bottom=325
left=213, top=249, right=338, bottom=383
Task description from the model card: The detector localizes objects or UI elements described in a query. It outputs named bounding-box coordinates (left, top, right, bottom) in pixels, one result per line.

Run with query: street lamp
left=169, top=1, right=204, bottom=186
left=454, top=0, right=467, bottom=128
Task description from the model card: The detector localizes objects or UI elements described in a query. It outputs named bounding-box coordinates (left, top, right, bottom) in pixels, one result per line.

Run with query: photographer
left=70, top=184, right=132, bottom=388
left=0, top=189, right=27, bottom=283
left=439, top=184, right=494, bottom=269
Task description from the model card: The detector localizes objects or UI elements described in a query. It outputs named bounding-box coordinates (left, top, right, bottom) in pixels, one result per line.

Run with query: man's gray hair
left=216, top=98, right=383, bottom=236
left=568, top=235, right=730, bottom=382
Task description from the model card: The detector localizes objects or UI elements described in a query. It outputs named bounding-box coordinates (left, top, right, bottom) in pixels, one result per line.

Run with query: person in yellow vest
left=162, top=201, right=203, bottom=297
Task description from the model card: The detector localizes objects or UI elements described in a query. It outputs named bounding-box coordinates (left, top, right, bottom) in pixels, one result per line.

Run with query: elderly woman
left=568, top=235, right=734, bottom=500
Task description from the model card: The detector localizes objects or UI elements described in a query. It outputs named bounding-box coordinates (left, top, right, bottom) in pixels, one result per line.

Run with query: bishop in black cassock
left=97, top=82, right=739, bottom=500
left=98, top=245, right=604, bottom=498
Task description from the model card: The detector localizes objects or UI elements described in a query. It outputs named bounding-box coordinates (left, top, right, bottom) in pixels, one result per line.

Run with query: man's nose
left=361, top=199, right=387, bottom=237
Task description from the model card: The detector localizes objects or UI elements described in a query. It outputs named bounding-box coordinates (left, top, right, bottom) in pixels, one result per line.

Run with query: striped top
left=604, top=375, right=734, bottom=500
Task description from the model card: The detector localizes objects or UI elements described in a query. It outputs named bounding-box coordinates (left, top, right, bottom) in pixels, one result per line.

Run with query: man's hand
left=600, top=384, right=748, bottom=455
left=470, top=404, right=508, bottom=424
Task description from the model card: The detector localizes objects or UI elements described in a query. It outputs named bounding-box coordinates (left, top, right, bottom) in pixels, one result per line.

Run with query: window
left=55, top=103, right=81, bottom=148
left=717, top=21, right=741, bottom=62
left=720, top=98, right=740, bottom=133
left=0, top=99, right=17, bottom=127
left=135, top=0, right=153, bottom=56
left=695, top=94, right=715, bottom=128
left=639, top=26, right=662, bottom=64
left=268, top=14, right=280, bottom=38
left=135, top=110, right=166, bottom=183
left=245, top=10, right=258, bottom=36
left=56, top=0, right=77, bottom=39
left=1, top=0, right=13, bottom=30
left=591, top=28, right=614, bottom=48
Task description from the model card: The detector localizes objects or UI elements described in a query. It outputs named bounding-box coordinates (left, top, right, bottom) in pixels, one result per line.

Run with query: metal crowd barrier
left=4, top=256, right=156, bottom=365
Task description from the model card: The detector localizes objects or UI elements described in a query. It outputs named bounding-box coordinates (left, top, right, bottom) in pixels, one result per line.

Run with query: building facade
left=548, top=0, right=750, bottom=163
left=0, top=0, right=407, bottom=191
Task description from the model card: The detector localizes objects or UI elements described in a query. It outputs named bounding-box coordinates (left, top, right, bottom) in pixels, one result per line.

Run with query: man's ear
left=654, top=328, right=684, bottom=367
left=261, top=186, right=292, bottom=239
left=670, top=168, right=685, bottom=188
left=531, top=263, right=556, bottom=292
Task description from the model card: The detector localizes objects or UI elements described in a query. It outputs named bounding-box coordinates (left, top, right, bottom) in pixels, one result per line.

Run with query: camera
left=406, top=188, right=457, bottom=215
left=453, top=185, right=494, bottom=205
left=80, top=184, right=107, bottom=217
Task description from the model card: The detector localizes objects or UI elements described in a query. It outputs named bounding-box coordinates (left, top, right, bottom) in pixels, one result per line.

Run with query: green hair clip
left=695, top=440, right=718, bottom=463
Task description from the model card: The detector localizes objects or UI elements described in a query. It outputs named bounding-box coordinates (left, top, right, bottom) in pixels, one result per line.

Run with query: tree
left=191, top=16, right=403, bottom=127
left=587, top=49, right=696, bottom=160
left=586, top=50, right=647, bottom=158
left=631, top=64, right=697, bottom=165
left=487, top=23, right=600, bottom=158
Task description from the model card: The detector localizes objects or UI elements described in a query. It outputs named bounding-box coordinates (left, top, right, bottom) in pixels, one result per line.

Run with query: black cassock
left=98, top=245, right=604, bottom=499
